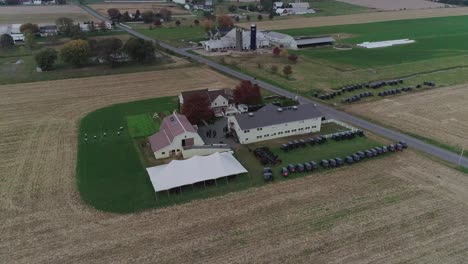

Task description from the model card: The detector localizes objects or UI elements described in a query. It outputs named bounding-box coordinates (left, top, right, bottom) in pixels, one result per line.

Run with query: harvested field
left=238, top=7, right=468, bottom=30
left=89, top=3, right=192, bottom=16
left=337, top=0, right=447, bottom=10
left=345, top=84, right=468, bottom=150
left=0, top=5, right=93, bottom=24
left=2, top=135, right=468, bottom=263
left=1, top=68, right=468, bottom=262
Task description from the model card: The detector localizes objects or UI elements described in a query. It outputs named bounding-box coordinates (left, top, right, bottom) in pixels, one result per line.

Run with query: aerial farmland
left=1, top=0, right=468, bottom=263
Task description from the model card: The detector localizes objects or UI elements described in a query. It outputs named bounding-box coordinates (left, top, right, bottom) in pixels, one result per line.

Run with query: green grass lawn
left=236, top=135, right=387, bottom=180
left=77, top=96, right=178, bottom=213
left=281, top=15, right=468, bottom=68
left=134, top=24, right=206, bottom=47
left=127, top=114, right=160, bottom=138
left=305, top=0, right=372, bottom=16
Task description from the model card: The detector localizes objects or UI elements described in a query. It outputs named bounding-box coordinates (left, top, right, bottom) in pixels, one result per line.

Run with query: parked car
left=281, top=167, right=289, bottom=177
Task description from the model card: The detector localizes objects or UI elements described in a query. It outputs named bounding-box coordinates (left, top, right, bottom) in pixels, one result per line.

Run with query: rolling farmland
left=345, top=83, right=468, bottom=152
left=0, top=5, right=93, bottom=24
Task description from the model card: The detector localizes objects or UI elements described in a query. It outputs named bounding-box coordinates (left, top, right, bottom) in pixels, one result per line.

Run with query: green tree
left=142, top=10, right=154, bottom=23
left=55, top=17, right=75, bottom=36
left=24, top=31, right=34, bottom=50
left=20, top=23, right=39, bottom=34
left=97, top=38, right=123, bottom=66
left=159, top=8, right=172, bottom=21
left=60, top=39, right=91, bottom=67
left=121, top=11, right=131, bottom=22
left=0, top=34, right=14, bottom=48
left=283, top=65, right=292, bottom=79
left=123, top=38, right=155, bottom=63
left=228, top=4, right=237, bottom=12
left=107, top=8, right=121, bottom=20
left=35, top=48, right=58, bottom=71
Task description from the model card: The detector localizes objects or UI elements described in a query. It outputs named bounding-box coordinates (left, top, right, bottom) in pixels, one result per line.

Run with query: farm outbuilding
left=146, top=152, right=247, bottom=192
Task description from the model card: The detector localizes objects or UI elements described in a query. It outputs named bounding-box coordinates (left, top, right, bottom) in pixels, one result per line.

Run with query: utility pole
left=458, top=147, right=465, bottom=166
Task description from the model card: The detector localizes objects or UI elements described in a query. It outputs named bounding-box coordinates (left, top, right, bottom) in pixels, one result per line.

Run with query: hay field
left=89, top=3, right=192, bottom=16
left=0, top=5, right=93, bottom=24
left=345, top=84, right=468, bottom=150
left=238, top=7, right=468, bottom=30
left=1, top=67, right=468, bottom=262
left=337, top=0, right=447, bottom=10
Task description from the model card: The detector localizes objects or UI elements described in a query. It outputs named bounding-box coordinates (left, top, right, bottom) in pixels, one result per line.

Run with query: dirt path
left=238, top=7, right=468, bottom=30
left=345, top=84, right=468, bottom=149
left=1, top=68, right=468, bottom=263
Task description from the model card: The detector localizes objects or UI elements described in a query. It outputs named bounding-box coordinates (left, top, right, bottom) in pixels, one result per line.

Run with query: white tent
left=147, top=152, right=248, bottom=192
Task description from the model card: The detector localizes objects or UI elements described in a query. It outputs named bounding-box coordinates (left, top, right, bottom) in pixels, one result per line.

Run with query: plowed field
left=239, top=7, right=468, bottom=30
left=345, top=84, right=468, bottom=149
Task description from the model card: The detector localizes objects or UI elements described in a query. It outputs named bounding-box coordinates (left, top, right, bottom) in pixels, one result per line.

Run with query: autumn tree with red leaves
left=234, top=80, right=262, bottom=105
left=181, top=94, right=214, bottom=124
left=272, top=46, right=280, bottom=56
left=217, top=15, right=234, bottom=28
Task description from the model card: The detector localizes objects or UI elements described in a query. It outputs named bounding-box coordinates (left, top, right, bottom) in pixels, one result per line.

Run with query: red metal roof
left=149, top=113, right=196, bottom=152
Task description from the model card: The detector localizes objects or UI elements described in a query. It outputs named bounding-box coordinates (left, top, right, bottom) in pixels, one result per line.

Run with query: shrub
left=288, top=54, right=298, bottom=63
left=60, top=39, right=91, bottom=67
left=35, top=48, right=58, bottom=71
left=0, top=34, right=14, bottom=48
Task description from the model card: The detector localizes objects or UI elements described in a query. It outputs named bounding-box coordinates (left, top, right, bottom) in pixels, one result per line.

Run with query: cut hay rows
left=345, top=84, right=468, bottom=149
left=238, top=7, right=468, bottom=30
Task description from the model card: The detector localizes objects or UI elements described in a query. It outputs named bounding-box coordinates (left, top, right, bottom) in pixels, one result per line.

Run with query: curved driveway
left=80, top=5, right=468, bottom=168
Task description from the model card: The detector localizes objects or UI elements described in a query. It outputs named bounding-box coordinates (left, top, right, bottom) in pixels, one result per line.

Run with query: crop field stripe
left=281, top=15, right=468, bottom=68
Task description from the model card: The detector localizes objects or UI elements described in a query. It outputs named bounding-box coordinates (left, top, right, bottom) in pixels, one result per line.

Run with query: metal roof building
left=227, top=104, right=323, bottom=144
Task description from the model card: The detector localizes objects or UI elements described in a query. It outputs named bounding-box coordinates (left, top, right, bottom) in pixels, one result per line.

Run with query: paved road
left=80, top=5, right=468, bottom=168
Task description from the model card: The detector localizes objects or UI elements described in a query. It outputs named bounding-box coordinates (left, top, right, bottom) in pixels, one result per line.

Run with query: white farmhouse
left=149, top=113, right=204, bottom=159
left=227, top=104, right=323, bottom=144
left=180, top=88, right=233, bottom=117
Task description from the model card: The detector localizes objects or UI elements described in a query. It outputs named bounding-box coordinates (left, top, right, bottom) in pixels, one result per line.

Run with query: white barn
left=149, top=113, right=204, bottom=159
left=227, top=104, right=323, bottom=144
left=202, top=28, right=270, bottom=52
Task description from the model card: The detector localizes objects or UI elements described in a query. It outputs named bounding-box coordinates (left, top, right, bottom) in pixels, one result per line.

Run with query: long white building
left=227, top=104, right=323, bottom=144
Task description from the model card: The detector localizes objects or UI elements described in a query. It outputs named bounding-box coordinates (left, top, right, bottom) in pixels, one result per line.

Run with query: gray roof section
left=294, top=36, right=335, bottom=46
left=234, top=103, right=322, bottom=130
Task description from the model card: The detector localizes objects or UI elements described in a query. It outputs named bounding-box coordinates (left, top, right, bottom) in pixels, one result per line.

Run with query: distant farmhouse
left=202, top=24, right=335, bottom=52
left=0, top=24, right=24, bottom=43
left=274, top=2, right=315, bottom=15
left=179, top=88, right=248, bottom=117
left=227, top=104, right=323, bottom=144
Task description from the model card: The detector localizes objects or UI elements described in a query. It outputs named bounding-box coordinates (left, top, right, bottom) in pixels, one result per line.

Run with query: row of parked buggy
left=367, top=79, right=404, bottom=89
left=263, top=141, right=407, bottom=181
left=253, top=147, right=281, bottom=165
left=280, top=136, right=327, bottom=151
left=341, top=92, right=373, bottom=103
left=331, top=130, right=365, bottom=140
